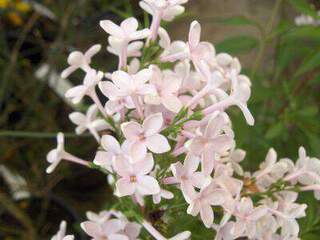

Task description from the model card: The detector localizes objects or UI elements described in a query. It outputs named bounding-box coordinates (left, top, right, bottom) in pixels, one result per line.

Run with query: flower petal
left=146, top=134, right=171, bottom=153
left=143, top=113, right=163, bottom=136
left=116, top=178, right=136, bottom=197
left=136, top=176, right=160, bottom=195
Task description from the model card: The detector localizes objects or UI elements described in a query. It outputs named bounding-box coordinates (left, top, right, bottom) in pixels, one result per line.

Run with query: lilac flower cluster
left=48, top=1, right=320, bottom=239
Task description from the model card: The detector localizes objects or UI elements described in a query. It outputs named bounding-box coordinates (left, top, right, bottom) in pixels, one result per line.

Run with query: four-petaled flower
left=114, top=153, right=160, bottom=197
left=121, top=113, right=171, bottom=157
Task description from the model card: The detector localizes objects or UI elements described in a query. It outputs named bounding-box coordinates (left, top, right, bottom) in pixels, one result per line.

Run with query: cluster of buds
left=48, top=1, right=320, bottom=239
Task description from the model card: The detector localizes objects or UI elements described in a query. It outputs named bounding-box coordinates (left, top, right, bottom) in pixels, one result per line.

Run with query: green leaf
left=216, top=36, right=258, bottom=54
left=265, top=122, right=285, bottom=139
left=295, top=51, right=320, bottom=77
left=288, top=0, right=318, bottom=18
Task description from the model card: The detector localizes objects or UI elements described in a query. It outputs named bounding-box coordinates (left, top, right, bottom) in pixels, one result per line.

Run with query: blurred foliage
left=0, top=0, right=319, bottom=239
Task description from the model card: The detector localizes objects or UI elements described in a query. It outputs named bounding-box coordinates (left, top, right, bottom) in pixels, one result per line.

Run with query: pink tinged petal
left=121, top=121, right=143, bottom=141
left=130, top=29, right=151, bottom=41
left=139, top=1, right=154, bottom=15
left=120, top=17, right=138, bottom=34
left=129, top=141, right=147, bottom=162
left=202, top=147, right=215, bottom=176
left=47, top=149, right=58, bottom=163
left=134, top=68, right=152, bottom=84
left=238, top=198, right=253, bottom=216
left=162, top=95, right=182, bottom=113
left=146, top=134, right=171, bottom=153
left=46, top=156, right=61, bottom=174
left=187, top=200, right=201, bottom=215
left=101, top=135, right=121, bottom=153
left=105, top=100, right=123, bottom=115
left=136, top=84, right=156, bottom=96
left=136, top=176, right=160, bottom=195
left=206, top=189, right=227, bottom=206
left=65, top=86, right=87, bottom=104
left=80, top=221, right=103, bottom=238
left=133, top=153, right=154, bottom=175
left=112, top=71, right=133, bottom=94
left=188, top=21, right=201, bottom=48
left=91, top=119, right=109, bottom=131
left=113, top=155, right=133, bottom=176
left=110, top=234, right=129, bottom=240
left=169, top=231, right=191, bottom=240
left=158, top=27, right=171, bottom=49
left=93, top=151, right=113, bottom=172
left=100, top=20, right=124, bottom=38
left=248, top=206, right=268, bottom=221
left=209, top=136, right=233, bottom=153
left=125, top=222, right=141, bottom=239
left=61, top=66, right=77, bottom=78
left=86, top=105, right=98, bottom=121
left=67, top=51, right=85, bottom=66
left=102, top=219, right=126, bottom=235
left=127, top=41, right=143, bottom=57
left=190, top=172, right=206, bottom=188
left=236, top=103, right=255, bottom=126
left=231, top=221, right=246, bottom=237
left=69, top=112, right=86, bottom=126
left=116, top=178, right=136, bottom=196
left=188, top=137, right=206, bottom=155
left=200, top=204, right=214, bottom=228
left=184, top=154, right=200, bottom=175
left=181, top=181, right=197, bottom=201
left=143, top=113, right=163, bottom=136
left=162, top=189, right=174, bottom=199
left=171, top=162, right=185, bottom=179
left=162, top=5, right=185, bottom=21
left=99, top=81, right=120, bottom=100
left=84, top=44, right=101, bottom=60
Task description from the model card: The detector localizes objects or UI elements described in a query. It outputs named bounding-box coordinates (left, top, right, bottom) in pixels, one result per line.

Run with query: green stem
left=251, top=0, right=283, bottom=79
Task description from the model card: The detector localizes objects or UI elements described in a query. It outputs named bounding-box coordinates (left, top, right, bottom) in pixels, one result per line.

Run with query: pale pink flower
left=140, top=0, right=188, bottom=40
left=144, top=65, right=182, bottom=113
left=203, top=71, right=254, bottom=126
left=86, top=210, right=113, bottom=224
left=100, top=17, right=150, bottom=69
left=213, top=221, right=235, bottom=240
left=285, top=147, right=320, bottom=185
left=69, top=105, right=109, bottom=142
left=107, top=39, right=144, bottom=59
left=220, top=148, right=246, bottom=176
left=81, top=219, right=128, bottom=240
left=161, top=21, right=215, bottom=73
left=152, top=188, right=174, bottom=204
left=51, top=221, right=74, bottom=240
left=46, top=133, right=89, bottom=173
left=213, top=165, right=243, bottom=197
left=231, top=198, right=268, bottom=238
left=99, top=69, right=155, bottom=117
left=93, top=135, right=129, bottom=172
left=65, top=70, right=107, bottom=117
left=121, top=113, right=171, bottom=157
left=275, top=192, right=307, bottom=238
left=187, top=181, right=227, bottom=228
left=113, top=154, right=160, bottom=196
left=187, top=113, right=233, bottom=176
left=169, top=154, right=206, bottom=199
left=253, top=148, right=291, bottom=190
left=61, top=44, right=101, bottom=78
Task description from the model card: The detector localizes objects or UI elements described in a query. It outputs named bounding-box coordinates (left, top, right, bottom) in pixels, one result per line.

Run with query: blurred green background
left=0, top=0, right=319, bottom=239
